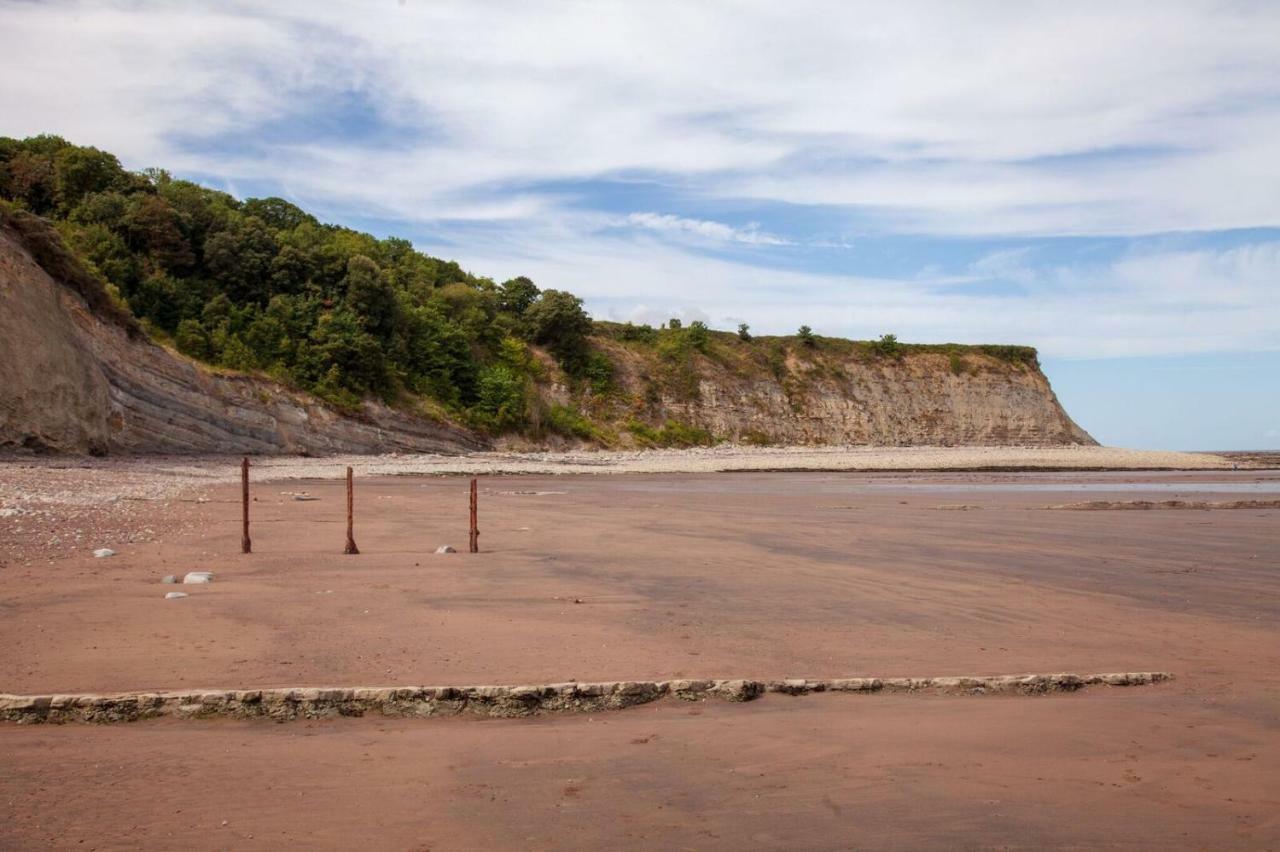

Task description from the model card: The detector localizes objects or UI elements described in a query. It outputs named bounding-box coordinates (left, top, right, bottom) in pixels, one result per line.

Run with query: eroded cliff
left=0, top=216, right=485, bottom=455
left=1, top=209, right=1092, bottom=455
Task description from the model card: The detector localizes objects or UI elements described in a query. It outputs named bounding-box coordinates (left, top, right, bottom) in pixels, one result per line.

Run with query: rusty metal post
left=241, top=457, right=251, bottom=554
left=469, top=477, right=479, bottom=553
left=344, top=466, right=359, bottom=555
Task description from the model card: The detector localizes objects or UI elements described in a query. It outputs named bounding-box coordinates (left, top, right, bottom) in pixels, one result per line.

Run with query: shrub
left=797, top=325, right=815, bottom=346
left=737, top=322, right=752, bottom=342
left=544, top=404, right=601, bottom=441
left=472, top=364, right=526, bottom=431
left=627, top=419, right=715, bottom=448
left=618, top=321, right=657, bottom=343
left=174, top=318, right=211, bottom=360
left=686, top=320, right=710, bottom=351
left=583, top=351, right=615, bottom=394
left=872, top=333, right=901, bottom=358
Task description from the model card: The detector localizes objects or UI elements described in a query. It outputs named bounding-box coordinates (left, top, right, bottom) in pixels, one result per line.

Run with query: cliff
left=0, top=212, right=485, bottom=455
left=532, top=329, right=1093, bottom=448
left=0, top=209, right=1092, bottom=455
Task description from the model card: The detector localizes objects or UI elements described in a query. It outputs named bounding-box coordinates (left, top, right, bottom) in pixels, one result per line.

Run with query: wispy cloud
left=1, top=0, right=1279, bottom=360
left=623, top=213, right=792, bottom=246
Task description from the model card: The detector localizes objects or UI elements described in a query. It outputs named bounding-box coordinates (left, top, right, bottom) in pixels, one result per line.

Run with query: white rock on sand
left=92, top=548, right=115, bottom=558
left=183, top=571, right=213, bottom=584
left=164, top=591, right=189, bottom=600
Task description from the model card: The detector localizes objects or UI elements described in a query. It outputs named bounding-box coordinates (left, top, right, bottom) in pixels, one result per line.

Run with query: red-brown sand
left=2, top=469, right=1277, bottom=849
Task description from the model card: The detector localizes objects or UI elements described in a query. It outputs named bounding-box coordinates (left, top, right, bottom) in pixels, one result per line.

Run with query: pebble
left=164, top=592, right=189, bottom=600
left=161, top=575, right=177, bottom=584
left=435, top=545, right=456, bottom=554
left=183, top=571, right=214, bottom=584
left=93, top=548, right=116, bottom=558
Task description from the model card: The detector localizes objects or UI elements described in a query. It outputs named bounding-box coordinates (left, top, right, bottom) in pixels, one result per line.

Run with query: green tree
left=6, top=149, right=57, bottom=213
left=242, top=196, right=316, bottom=231
left=65, top=221, right=136, bottom=287
left=524, top=290, right=593, bottom=371
left=129, top=271, right=183, bottom=329
left=473, top=364, right=526, bottom=430
left=219, top=334, right=258, bottom=371
left=797, top=325, right=815, bottom=346
left=203, top=215, right=277, bottom=302
left=342, top=254, right=396, bottom=339
left=125, top=195, right=193, bottom=272
left=498, top=276, right=540, bottom=315
left=174, top=318, right=212, bottom=360
left=308, top=309, right=388, bottom=397
left=53, top=146, right=126, bottom=211
left=737, top=322, right=752, bottom=341
left=268, top=244, right=312, bottom=294
left=244, top=314, right=287, bottom=366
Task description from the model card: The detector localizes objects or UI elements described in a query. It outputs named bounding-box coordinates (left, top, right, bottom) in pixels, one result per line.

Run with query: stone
left=713, top=679, right=764, bottom=701
left=292, top=494, right=320, bottom=502
left=164, top=592, right=188, bottom=600
left=183, top=571, right=213, bottom=584
left=93, top=548, right=115, bottom=558
left=161, top=575, right=177, bottom=584
left=435, top=545, right=456, bottom=554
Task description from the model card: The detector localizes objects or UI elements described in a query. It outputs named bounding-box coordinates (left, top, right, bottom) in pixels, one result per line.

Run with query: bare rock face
left=0, top=228, right=112, bottom=454
left=596, top=338, right=1094, bottom=447
left=0, top=222, right=487, bottom=456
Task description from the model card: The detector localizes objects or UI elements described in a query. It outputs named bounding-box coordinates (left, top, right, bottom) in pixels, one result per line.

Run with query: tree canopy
left=0, top=134, right=596, bottom=430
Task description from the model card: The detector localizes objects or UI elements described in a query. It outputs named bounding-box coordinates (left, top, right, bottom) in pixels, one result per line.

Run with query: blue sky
left=2, top=1, right=1278, bottom=449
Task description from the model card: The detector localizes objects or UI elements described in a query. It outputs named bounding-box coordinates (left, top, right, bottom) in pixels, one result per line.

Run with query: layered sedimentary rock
left=591, top=339, right=1095, bottom=447
left=0, top=223, right=485, bottom=455
left=2, top=211, right=1092, bottom=455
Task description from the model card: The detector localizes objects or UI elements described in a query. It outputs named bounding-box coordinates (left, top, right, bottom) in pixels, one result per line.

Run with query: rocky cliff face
left=676, top=360, right=1092, bottom=446
left=550, top=336, right=1094, bottom=448
left=2, top=212, right=1092, bottom=455
left=0, top=221, right=486, bottom=455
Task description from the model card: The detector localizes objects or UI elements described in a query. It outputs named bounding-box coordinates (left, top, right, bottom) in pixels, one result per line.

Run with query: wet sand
left=1, top=468, right=1277, bottom=848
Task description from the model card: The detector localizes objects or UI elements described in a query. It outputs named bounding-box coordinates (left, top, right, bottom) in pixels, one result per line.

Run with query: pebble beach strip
left=0, top=672, right=1172, bottom=724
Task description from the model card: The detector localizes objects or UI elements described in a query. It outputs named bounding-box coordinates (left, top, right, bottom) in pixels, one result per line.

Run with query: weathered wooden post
left=241, top=457, right=251, bottom=554
left=469, top=477, right=479, bottom=553
left=344, top=466, right=360, bottom=555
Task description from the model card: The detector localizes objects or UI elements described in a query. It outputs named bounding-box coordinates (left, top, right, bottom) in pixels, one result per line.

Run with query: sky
left=1, top=0, right=1277, bottom=450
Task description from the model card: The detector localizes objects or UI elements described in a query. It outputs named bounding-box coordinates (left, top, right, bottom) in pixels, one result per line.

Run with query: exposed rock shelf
left=1, top=672, right=1172, bottom=724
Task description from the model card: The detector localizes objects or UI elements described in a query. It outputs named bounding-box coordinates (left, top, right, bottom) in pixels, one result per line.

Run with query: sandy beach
left=1, top=458, right=1277, bottom=848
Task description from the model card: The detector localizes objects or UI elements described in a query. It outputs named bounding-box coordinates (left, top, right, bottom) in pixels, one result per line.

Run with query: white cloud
left=415, top=221, right=1280, bottom=359
left=2, top=1, right=1279, bottom=359
left=4, top=1, right=1280, bottom=234
left=623, top=213, right=792, bottom=246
